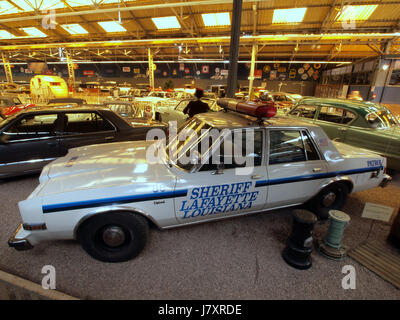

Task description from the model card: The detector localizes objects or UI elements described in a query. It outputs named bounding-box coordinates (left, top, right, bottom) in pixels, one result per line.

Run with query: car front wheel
left=77, top=212, right=149, bottom=262
left=309, top=183, right=349, bottom=220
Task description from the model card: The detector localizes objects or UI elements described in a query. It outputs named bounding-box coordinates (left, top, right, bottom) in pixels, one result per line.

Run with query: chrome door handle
left=251, top=175, right=262, bottom=179
left=313, top=168, right=322, bottom=173
left=105, top=136, right=115, bottom=140
left=338, top=127, right=347, bottom=131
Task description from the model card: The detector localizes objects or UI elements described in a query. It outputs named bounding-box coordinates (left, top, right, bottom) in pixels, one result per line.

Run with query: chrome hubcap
left=102, top=226, right=126, bottom=247
left=322, top=192, right=336, bottom=207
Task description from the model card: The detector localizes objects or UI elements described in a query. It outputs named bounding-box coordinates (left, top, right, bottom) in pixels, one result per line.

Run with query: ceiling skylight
left=97, top=21, right=126, bottom=33
left=272, top=8, right=307, bottom=24
left=21, top=27, right=47, bottom=37
left=152, top=16, right=181, bottom=30
left=0, top=30, right=15, bottom=39
left=335, top=5, right=378, bottom=22
left=202, top=12, right=230, bottom=27
left=61, top=24, right=89, bottom=35
left=0, top=1, right=19, bottom=14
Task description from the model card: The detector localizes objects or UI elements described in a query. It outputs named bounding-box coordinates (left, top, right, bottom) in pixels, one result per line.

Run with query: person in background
left=348, top=90, right=363, bottom=101
left=183, top=88, right=210, bottom=118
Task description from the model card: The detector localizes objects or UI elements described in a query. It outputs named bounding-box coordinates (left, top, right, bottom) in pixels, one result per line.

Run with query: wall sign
left=202, top=65, right=209, bottom=74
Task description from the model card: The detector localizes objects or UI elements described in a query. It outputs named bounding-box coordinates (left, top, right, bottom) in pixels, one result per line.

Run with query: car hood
left=37, top=140, right=174, bottom=196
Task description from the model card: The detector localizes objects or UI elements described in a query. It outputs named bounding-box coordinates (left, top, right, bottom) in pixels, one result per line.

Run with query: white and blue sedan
left=8, top=100, right=391, bottom=262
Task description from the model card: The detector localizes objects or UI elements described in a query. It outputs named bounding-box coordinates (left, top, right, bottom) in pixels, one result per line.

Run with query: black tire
left=309, top=183, right=349, bottom=220
left=77, top=212, right=149, bottom=262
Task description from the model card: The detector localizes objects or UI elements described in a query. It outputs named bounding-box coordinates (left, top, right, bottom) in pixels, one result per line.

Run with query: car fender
left=311, top=175, right=355, bottom=199
left=73, top=205, right=161, bottom=239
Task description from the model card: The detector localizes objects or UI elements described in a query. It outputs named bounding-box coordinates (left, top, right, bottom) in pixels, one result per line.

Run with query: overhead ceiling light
left=61, top=24, right=88, bottom=35
left=152, top=16, right=181, bottom=30
left=335, top=5, right=378, bottom=22
left=97, top=21, right=126, bottom=33
left=202, top=12, right=230, bottom=27
left=0, top=30, right=15, bottom=39
left=21, top=27, right=47, bottom=37
left=272, top=8, right=307, bottom=24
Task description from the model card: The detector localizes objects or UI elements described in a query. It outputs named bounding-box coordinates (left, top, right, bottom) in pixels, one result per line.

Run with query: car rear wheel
left=309, top=183, right=349, bottom=220
left=77, top=212, right=149, bottom=262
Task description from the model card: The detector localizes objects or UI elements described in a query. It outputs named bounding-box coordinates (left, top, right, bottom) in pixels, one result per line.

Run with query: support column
left=226, top=0, right=243, bottom=98
left=65, top=51, right=75, bottom=90
left=1, top=52, right=13, bottom=83
left=148, top=48, right=155, bottom=91
left=248, top=43, right=257, bottom=100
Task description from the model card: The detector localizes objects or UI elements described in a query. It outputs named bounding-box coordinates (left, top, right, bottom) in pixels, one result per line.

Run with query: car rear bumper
left=379, top=174, right=392, bottom=188
left=8, top=224, right=33, bottom=251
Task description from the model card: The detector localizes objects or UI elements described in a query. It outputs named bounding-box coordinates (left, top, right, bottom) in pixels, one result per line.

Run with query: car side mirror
left=0, top=134, right=10, bottom=144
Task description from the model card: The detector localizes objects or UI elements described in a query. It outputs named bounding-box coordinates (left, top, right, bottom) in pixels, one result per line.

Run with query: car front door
left=59, top=111, right=117, bottom=154
left=174, top=128, right=268, bottom=223
left=0, top=113, right=61, bottom=177
left=265, top=129, right=328, bottom=209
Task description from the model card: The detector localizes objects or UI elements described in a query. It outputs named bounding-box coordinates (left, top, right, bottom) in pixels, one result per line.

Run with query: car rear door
left=0, top=112, right=61, bottom=177
left=264, top=128, right=328, bottom=209
left=58, top=111, right=117, bottom=155
left=287, top=103, right=319, bottom=122
left=314, top=105, right=350, bottom=141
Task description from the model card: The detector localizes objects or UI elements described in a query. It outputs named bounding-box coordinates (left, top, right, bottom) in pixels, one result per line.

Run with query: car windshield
left=165, top=119, right=212, bottom=171
left=365, top=109, right=399, bottom=129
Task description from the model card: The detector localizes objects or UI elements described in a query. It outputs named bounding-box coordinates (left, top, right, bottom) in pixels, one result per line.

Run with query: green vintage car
left=287, top=97, right=400, bottom=171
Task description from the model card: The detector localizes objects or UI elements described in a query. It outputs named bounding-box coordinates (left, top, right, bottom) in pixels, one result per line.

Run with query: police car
left=8, top=99, right=391, bottom=262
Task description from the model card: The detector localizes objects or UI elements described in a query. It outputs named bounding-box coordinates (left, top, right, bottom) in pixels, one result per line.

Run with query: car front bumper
left=379, top=174, right=392, bottom=188
left=8, top=224, right=33, bottom=251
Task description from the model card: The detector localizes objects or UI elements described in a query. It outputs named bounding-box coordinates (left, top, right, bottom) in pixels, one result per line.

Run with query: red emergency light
left=217, top=98, right=277, bottom=119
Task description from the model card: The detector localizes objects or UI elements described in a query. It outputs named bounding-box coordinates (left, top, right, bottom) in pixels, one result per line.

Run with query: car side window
left=289, top=104, right=318, bottom=119
left=3, top=113, right=58, bottom=141
left=317, top=106, right=345, bottom=124
left=274, top=95, right=285, bottom=102
left=301, top=131, right=320, bottom=161
left=199, top=130, right=263, bottom=171
left=342, top=110, right=357, bottom=124
left=269, top=130, right=306, bottom=165
left=63, top=112, right=115, bottom=134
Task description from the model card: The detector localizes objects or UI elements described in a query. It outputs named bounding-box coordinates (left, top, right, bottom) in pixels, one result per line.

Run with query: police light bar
left=217, top=98, right=277, bottom=119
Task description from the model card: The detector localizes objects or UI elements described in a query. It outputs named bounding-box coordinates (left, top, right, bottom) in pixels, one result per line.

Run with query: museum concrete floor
left=1, top=172, right=399, bottom=300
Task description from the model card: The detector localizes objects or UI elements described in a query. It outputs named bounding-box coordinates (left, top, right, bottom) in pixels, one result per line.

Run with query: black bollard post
left=282, top=209, right=317, bottom=270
